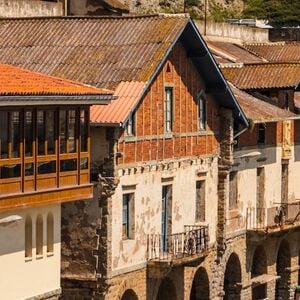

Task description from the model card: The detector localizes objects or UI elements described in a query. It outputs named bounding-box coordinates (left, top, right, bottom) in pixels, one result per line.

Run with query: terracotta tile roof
left=243, top=42, right=300, bottom=63
left=221, top=63, right=300, bottom=90
left=0, top=15, right=188, bottom=90
left=0, top=63, right=113, bottom=96
left=90, top=81, right=146, bottom=124
left=207, top=41, right=263, bottom=64
left=230, top=83, right=298, bottom=123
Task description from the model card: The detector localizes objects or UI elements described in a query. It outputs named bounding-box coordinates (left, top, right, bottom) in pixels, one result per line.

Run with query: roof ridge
left=0, top=13, right=190, bottom=22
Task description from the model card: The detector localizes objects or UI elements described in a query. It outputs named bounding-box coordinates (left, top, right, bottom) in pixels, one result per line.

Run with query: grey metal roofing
left=0, top=14, right=248, bottom=127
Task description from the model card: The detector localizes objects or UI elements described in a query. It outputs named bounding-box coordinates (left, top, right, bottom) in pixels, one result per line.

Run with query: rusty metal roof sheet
left=230, top=83, right=298, bottom=123
left=0, top=15, right=188, bottom=90
left=221, top=63, right=300, bottom=90
left=207, top=41, right=263, bottom=64
left=90, top=81, right=146, bottom=124
left=0, top=63, right=113, bottom=96
left=243, top=42, right=300, bottom=63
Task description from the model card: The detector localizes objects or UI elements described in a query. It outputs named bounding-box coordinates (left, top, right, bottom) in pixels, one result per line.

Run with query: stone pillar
left=217, top=108, right=233, bottom=259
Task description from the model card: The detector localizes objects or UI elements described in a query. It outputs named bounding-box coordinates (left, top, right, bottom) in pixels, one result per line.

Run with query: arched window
left=25, top=216, right=32, bottom=258
left=47, top=213, right=54, bottom=253
left=36, top=215, right=43, bottom=256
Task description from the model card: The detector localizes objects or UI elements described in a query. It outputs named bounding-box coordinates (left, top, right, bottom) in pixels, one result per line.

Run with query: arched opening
left=36, top=215, right=43, bottom=256
left=275, top=239, right=291, bottom=300
left=251, top=245, right=268, bottom=300
left=47, top=213, right=54, bottom=253
left=190, top=267, right=209, bottom=300
left=157, top=277, right=177, bottom=300
left=224, top=253, right=242, bottom=300
left=25, top=216, right=32, bottom=258
left=121, top=289, right=138, bottom=300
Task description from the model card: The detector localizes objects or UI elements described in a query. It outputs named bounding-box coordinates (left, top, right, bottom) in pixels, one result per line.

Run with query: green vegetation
left=209, top=0, right=240, bottom=22
left=242, top=0, right=300, bottom=26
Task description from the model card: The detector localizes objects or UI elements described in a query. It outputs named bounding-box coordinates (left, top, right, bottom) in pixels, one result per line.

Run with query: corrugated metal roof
left=0, top=63, right=113, bottom=96
left=90, top=81, right=146, bottom=124
left=0, top=15, right=188, bottom=90
left=243, top=42, right=300, bottom=63
left=207, top=41, right=263, bottom=64
left=221, top=63, right=300, bottom=90
left=230, top=83, right=298, bottom=123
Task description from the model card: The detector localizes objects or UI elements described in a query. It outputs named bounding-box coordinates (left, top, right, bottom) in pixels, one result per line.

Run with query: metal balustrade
left=147, top=225, right=209, bottom=262
left=246, top=202, right=300, bottom=231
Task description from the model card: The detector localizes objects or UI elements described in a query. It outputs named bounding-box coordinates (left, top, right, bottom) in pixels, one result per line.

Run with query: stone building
left=0, top=14, right=299, bottom=300
left=0, top=64, right=114, bottom=299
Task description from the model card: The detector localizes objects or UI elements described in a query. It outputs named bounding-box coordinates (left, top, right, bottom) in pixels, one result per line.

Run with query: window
left=126, top=112, right=136, bottom=136
left=229, top=171, right=238, bottom=209
left=36, top=215, right=43, bottom=256
left=37, top=111, right=45, bottom=155
left=0, top=111, right=8, bottom=158
left=60, top=159, right=77, bottom=172
left=47, top=213, right=54, bottom=253
left=122, top=193, right=134, bottom=239
left=80, top=109, right=88, bottom=152
left=25, top=216, right=32, bottom=258
left=68, top=110, right=76, bottom=153
left=11, top=112, right=20, bottom=158
left=198, top=93, right=206, bottom=130
left=164, top=87, right=173, bottom=132
left=284, top=91, right=289, bottom=110
left=60, top=110, right=67, bottom=154
left=257, top=124, right=265, bottom=145
left=24, top=111, right=33, bottom=157
left=46, top=111, right=55, bottom=155
left=0, top=164, right=21, bottom=179
left=195, top=180, right=206, bottom=222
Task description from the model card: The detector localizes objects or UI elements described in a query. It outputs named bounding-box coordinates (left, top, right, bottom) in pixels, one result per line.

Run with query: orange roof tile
left=221, top=63, right=300, bottom=90
left=243, top=42, right=300, bottom=63
left=91, top=81, right=146, bottom=124
left=0, top=64, right=113, bottom=96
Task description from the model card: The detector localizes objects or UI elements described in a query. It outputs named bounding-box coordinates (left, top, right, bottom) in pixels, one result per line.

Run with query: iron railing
left=246, top=202, right=300, bottom=230
left=147, top=225, right=209, bottom=261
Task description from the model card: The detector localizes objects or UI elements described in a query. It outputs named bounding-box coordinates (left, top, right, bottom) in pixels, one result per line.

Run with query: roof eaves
left=189, top=19, right=248, bottom=129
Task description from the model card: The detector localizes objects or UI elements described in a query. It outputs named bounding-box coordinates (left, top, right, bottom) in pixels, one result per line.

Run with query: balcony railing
left=246, top=202, right=300, bottom=231
left=147, top=225, right=209, bottom=262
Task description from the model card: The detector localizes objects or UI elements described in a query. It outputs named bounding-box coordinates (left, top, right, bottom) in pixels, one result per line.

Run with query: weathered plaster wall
left=0, top=0, right=63, bottom=17
left=0, top=204, right=61, bottom=300
left=111, top=156, right=219, bottom=273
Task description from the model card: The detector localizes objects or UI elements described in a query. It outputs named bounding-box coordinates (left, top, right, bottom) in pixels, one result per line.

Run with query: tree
left=242, top=0, right=300, bottom=27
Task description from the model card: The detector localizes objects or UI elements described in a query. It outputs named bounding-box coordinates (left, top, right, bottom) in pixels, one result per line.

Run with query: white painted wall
left=110, top=157, right=219, bottom=273
left=0, top=204, right=61, bottom=300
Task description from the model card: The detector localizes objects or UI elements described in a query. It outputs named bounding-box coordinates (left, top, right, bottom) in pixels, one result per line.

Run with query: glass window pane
left=25, top=163, right=34, bottom=176
left=80, top=158, right=88, bottom=170
left=0, top=164, right=21, bottom=179
left=37, top=161, right=56, bottom=175
left=46, top=111, right=55, bottom=155
left=68, top=110, right=76, bottom=153
left=0, top=111, right=8, bottom=159
left=60, top=159, right=77, bottom=172
left=24, top=111, right=33, bottom=157
left=80, top=109, right=87, bottom=152
left=11, top=111, right=20, bottom=158
left=37, top=111, right=45, bottom=155
left=60, top=110, right=67, bottom=154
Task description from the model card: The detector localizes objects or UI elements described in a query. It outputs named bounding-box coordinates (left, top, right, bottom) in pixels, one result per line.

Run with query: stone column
left=217, top=108, right=233, bottom=259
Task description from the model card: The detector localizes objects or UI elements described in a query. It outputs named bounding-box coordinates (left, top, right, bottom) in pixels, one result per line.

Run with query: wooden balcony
left=246, top=202, right=300, bottom=233
left=147, top=225, right=209, bottom=267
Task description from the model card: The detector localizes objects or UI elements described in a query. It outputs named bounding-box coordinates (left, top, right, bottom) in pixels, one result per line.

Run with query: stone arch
left=190, top=267, right=210, bottom=300
left=275, top=239, right=291, bottom=300
left=121, top=289, right=138, bottom=300
left=251, top=245, right=267, bottom=278
left=47, top=212, right=54, bottom=253
left=36, top=214, right=43, bottom=256
left=25, top=215, right=32, bottom=258
left=224, top=252, right=242, bottom=300
left=156, top=277, right=177, bottom=300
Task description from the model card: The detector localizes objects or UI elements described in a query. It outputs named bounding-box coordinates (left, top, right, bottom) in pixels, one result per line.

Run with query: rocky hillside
left=121, top=0, right=244, bottom=20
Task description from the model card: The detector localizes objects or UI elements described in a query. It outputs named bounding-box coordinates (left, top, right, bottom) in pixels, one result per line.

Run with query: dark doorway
left=224, top=253, right=242, bottom=300
left=121, top=289, right=138, bottom=300
left=190, top=267, right=209, bottom=300
left=157, top=277, right=177, bottom=300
